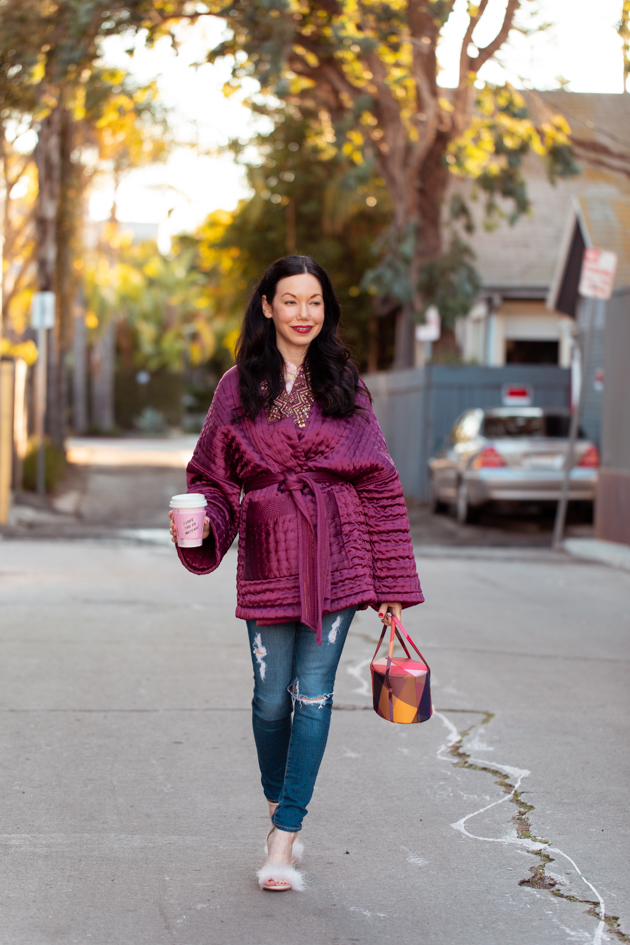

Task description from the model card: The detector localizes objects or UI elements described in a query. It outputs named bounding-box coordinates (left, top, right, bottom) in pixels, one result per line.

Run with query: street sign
left=578, top=248, right=618, bottom=301
left=30, top=292, right=56, bottom=329
left=416, top=305, right=441, bottom=342
left=502, top=383, right=533, bottom=406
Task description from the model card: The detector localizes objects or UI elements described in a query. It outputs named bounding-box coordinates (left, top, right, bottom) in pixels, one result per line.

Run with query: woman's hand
left=378, top=602, right=402, bottom=626
left=168, top=510, right=211, bottom=544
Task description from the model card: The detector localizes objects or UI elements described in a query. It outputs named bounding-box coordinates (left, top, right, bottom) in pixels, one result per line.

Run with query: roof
left=547, top=193, right=630, bottom=313
left=448, top=92, right=630, bottom=297
left=536, top=91, right=630, bottom=179
left=576, top=193, right=630, bottom=288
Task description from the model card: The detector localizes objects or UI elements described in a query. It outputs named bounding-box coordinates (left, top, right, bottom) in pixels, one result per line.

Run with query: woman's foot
left=257, top=827, right=305, bottom=891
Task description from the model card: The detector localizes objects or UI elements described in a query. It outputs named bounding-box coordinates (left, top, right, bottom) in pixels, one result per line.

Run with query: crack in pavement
left=436, top=710, right=628, bottom=945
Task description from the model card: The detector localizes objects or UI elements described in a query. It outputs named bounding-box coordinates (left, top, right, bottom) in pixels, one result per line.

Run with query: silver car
left=428, top=407, right=599, bottom=524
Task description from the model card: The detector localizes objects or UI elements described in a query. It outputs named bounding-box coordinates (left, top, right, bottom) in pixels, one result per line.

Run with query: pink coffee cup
left=169, top=493, right=207, bottom=548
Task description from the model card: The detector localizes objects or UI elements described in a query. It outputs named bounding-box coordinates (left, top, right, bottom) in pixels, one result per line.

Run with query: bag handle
left=371, top=616, right=430, bottom=670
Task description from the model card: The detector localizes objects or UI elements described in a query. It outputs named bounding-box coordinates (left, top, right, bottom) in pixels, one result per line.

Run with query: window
left=505, top=340, right=559, bottom=365
left=483, top=414, right=585, bottom=439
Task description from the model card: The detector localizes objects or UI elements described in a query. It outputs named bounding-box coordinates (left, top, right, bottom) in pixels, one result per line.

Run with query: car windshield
left=482, top=414, right=582, bottom=438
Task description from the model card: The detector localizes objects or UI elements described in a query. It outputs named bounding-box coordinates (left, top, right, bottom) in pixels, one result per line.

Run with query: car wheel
left=456, top=482, right=480, bottom=525
left=429, top=475, right=448, bottom=514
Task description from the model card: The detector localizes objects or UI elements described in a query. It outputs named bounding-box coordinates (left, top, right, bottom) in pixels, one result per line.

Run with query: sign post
left=415, top=306, right=441, bottom=364
left=31, top=292, right=55, bottom=496
left=552, top=249, right=617, bottom=550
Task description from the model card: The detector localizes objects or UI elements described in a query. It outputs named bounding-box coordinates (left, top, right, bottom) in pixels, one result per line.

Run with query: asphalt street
left=0, top=444, right=628, bottom=945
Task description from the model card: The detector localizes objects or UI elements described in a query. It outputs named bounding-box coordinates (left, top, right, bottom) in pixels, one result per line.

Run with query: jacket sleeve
left=176, top=371, right=242, bottom=575
left=352, top=389, right=423, bottom=609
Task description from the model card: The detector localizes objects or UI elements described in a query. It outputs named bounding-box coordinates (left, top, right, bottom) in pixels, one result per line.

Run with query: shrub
left=22, top=439, right=67, bottom=493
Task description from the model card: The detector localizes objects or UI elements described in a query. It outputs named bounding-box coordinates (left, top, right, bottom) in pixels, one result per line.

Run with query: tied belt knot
left=244, top=470, right=348, bottom=645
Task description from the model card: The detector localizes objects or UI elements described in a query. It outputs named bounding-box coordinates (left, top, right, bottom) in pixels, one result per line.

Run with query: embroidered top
left=267, top=361, right=315, bottom=428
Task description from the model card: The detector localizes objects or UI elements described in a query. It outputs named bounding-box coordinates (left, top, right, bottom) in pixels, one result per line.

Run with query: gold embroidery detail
left=264, top=366, right=314, bottom=429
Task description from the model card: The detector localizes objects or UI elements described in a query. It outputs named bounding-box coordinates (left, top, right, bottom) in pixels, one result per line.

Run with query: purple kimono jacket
left=177, top=366, right=423, bottom=640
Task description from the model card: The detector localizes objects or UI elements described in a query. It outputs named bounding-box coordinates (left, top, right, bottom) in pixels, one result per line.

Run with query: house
left=548, top=193, right=630, bottom=545
left=455, top=92, right=630, bottom=385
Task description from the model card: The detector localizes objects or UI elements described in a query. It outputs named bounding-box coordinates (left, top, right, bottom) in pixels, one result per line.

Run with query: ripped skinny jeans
left=246, top=607, right=356, bottom=834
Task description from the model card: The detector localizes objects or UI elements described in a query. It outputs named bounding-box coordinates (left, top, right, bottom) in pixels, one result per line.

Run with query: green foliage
left=182, top=111, right=393, bottom=368
left=418, top=238, right=482, bottom=329
left=361, top=223, right=417, bottom=304
left=22, top=438, right=66, bottom=492
left=203, top=0, right=580, bottom=358
left=447, top=85, right=579, bottom=228
left=85, top=238, right=218, bottom=375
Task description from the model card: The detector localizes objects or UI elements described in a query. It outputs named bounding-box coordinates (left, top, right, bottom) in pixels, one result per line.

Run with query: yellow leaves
left=222, top=327, right=240, bottom=359
left=293, top=44, right=319, bottom=68
left=346, top=128, right=364, bottom=147
left=69, top=84, right=87, bottom=121
left=29, top=54, right=46, bottom=86
left=213, top=210, right=233, bottom=227
left=439, top=97, right=454, bottom=114
left=287, top=74, right=316, bottom=93
left=0, top=339, right=38, bottom=366
left=190, top=319, right=216, bottom=366
left=85, top=311, right=99, bottom=329
left=222, top=80, right=242, bottom=98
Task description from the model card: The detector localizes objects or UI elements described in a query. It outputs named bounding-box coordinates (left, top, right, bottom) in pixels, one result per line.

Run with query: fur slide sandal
left=257, top=863, right=306, bottom=892
left=259, top=827, right=306, bottom=890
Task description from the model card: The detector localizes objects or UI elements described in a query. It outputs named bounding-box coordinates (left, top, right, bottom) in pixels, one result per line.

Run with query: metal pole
left=35, top=327, right=47, bottom=495
left=552, top=297, right=597, bottom=550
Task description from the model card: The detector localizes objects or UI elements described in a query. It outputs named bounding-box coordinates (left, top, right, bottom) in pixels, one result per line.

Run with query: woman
left=170, top=255, right=423, bottom=891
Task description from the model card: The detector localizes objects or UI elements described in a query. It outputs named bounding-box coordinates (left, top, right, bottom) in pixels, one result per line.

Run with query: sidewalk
left=0, top=537, right=628, bottom=945
left=563, top=537, right=630, bottom=572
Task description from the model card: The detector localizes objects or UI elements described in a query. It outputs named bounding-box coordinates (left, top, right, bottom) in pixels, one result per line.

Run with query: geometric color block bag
left=370, top=616, right=432, bottom=724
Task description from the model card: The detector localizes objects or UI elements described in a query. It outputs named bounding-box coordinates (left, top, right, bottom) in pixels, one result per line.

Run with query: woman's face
left=262, top=272, right=325, bottom=363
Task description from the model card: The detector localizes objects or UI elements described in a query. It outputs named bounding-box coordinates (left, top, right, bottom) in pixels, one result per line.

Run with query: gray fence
left=363, top=364, right=571, bottom=501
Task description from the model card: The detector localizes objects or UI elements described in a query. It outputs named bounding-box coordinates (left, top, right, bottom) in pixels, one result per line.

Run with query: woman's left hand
left=378, top=603, right=402, bottom=626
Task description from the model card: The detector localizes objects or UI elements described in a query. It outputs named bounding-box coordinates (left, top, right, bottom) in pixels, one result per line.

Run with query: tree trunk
left=389, top=137, right=450, bottom=369
left=90, top=319, right=115, bottom=431
left=34, top=109, right=62, bottom=294
left=72, top=287, right=88, bottom=434
left=367, top=315, right=378, bottom=373
left=392, top=303, right=416, bottom=369
left=35, top=106, right=63, bottom=445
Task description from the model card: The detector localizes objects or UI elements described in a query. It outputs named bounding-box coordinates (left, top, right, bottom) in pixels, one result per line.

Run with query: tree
left=205, top=0, right=577, bottom=365
left=180, top=110, right=396, bottom=370
left=83, top=69, right=171, bottom=430
left=0, top=0, right=198, bottom=441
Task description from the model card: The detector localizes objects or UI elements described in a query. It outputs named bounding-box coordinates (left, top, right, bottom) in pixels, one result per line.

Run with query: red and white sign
left=578, top=248, right=618, bottom=300
left=501, top=384, right=533, bottom=406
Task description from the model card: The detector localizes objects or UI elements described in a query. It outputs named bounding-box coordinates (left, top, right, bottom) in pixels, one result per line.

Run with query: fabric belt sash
left=243, top=471, right=348, bottom=645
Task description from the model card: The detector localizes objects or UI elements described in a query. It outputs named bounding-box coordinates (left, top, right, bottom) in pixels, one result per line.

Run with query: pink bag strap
left=370, top=616, right=430, bottom=679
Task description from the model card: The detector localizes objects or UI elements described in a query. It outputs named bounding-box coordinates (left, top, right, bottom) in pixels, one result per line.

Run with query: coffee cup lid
left=169, top=493, right=207, bottom=508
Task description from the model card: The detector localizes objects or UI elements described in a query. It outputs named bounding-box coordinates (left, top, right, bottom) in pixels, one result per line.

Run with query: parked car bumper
left=463, top=468, right=598, bottom=505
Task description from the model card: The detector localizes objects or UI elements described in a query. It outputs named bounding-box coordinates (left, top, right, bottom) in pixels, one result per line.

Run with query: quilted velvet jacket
left=177, top=366, right=423, bottom=639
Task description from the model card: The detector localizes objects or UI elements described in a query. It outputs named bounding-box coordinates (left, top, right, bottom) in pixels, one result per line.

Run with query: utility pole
left=553, top=248, right=618, bottom=551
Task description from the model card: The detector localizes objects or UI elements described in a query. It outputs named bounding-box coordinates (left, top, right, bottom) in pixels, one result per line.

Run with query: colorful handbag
left=370, top=616, right=432, bottom=724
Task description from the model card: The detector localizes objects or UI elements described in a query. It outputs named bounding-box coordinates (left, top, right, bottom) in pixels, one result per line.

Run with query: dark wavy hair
left=235, top=255, right=366, bottom=420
